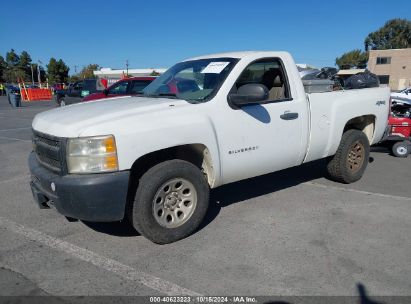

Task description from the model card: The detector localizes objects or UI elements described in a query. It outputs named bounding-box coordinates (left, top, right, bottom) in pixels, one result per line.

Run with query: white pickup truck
left=29, top=51, right=390, bottom=244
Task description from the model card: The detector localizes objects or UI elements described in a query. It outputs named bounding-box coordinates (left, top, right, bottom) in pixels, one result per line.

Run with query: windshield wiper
left=157, top=93, right=177, bottom=98
left=144, top=92, right=179, bottom=99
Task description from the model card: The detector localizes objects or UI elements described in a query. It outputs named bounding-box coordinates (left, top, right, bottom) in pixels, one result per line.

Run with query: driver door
left=216, top=58, right=307, bottom=184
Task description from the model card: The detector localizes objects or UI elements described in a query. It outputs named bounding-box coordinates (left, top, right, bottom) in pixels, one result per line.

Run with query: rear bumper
left=28, top=152, right=130, bottom=222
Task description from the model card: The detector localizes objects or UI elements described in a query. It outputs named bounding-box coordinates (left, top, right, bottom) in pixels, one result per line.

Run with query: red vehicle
left=82, top=77, right=156, bottom=102
left=385, top=101, right=411, bottom=157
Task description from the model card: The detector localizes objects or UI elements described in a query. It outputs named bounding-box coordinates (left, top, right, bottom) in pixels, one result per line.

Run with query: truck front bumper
left=28, top=152, right=130, bottom=222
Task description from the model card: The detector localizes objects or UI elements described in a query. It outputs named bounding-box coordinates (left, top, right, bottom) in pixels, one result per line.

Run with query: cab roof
left=185, top=51, right=291, bottom=61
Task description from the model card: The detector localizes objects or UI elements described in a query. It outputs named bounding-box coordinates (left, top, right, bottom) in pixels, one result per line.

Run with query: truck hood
left=32, top=96, right=188, bottom=137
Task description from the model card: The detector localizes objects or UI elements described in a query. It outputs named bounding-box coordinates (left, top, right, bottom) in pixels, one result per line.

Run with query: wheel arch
left=125, top=144, right=215, bottom=215
left=343, top=114, right=376, bottom=144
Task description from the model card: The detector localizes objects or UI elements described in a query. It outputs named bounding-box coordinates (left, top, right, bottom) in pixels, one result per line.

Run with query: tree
left=68, top=75, right=80, bottom=83
left=6, top=49, right=19, bottom=67
left=3, top=49, right=25, bottom=82
left=150, top=70, right=161, bottom=76
left=47, top=58, right=70, bottom=83
left=335, top=49, right=368, bottom=70
left=2, top=49, right=36, bottom=82
left=364, top=18, right=411, bottom=51
left=18, top=51, right=32, bottom=82
left=78, top=64, right=99, bottom=79
left=0, top=56, right=6, bottom=82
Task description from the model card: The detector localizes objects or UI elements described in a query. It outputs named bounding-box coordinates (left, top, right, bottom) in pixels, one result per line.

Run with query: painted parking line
left=0, top=127, right=31, bottom=132
left=304, top=181, right=411, bottom=201
left=0, top=175, right=30, bottom=185
left=0, top=217, right=202, bottom=296
left=0, top=136, right=31, bottom=142
left=0, top=115, right=34, bottom=120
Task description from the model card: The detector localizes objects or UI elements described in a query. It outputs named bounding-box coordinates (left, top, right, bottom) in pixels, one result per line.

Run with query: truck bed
left=304, top=87, right=390, bottom=163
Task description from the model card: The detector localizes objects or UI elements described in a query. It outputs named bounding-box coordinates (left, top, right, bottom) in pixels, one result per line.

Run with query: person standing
left=0, top=83, right=4, bottom=96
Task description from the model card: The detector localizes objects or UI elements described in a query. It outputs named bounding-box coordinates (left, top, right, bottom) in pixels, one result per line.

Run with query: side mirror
left=228, top=83, right=269, bottom=107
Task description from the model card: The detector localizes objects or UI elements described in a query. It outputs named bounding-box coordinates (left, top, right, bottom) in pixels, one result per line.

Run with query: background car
left=391, top=87, right=411, bottom=103
left=82, top=77, right=156, bottom=102
left=57, top=79, right=101, bottom=106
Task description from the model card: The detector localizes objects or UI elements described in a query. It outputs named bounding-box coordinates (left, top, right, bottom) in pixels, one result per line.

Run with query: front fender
left=82, top=112, right=222, bottom=187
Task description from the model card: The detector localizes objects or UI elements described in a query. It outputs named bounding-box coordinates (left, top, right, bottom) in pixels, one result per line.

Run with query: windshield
left=143, top=58, right=238, bottom=102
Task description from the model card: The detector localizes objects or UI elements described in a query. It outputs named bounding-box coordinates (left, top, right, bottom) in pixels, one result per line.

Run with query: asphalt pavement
left=0, top=96, right=410, bottom=300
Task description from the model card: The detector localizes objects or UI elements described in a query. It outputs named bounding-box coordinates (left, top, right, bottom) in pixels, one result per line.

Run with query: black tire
left=392, top=141, right=410, bottom=158
left=327, top=129, right=370, bottom=184
left=130, top=160, right=209, bottom=244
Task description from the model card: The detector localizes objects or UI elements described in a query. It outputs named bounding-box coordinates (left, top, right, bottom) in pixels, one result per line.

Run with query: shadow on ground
left=83, top=155, right=379, bottom=238
left=201, top=158, right=329, bottom=230
left=82, top=158, right=330, bottom=237
left=262, top=283, right=387, bottom=304
left=82, top=220, right=140, bottom=237
left=371, top=144, right=393, bottom=156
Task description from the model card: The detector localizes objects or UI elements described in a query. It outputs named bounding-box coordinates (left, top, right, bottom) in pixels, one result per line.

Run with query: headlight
left=67, top=135, right=118, bottom=173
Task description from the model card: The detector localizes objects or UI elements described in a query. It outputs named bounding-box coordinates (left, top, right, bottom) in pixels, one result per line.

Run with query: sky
left=0, top=0, right=410, bottom=74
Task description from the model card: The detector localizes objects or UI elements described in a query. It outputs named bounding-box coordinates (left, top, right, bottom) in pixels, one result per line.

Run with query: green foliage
left=19, top=51, right=32, bottom=68
left=336, top=18, right=411, bottom=69
left=365, top=18, right=411, bottom=51
left=18, top=51, right=32, bottom=81
left=6, top=49, right=19, bottom=66
left=335, top=49, right=368, bottom=69
left=78, top=64, right=100, bottom=79
left=47, top=57, right=70, bottom=83
left=0, top=56, right=6, bottom=82
left=68, top=75, right=80, bottom=83
left=0, top=49, right=72, bottom=85
left=3, top=49, right=27, bottom=82
left=150, top=70, right=161, bottom=76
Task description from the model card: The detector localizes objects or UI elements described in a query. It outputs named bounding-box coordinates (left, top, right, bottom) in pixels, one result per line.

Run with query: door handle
left=280, top=111, right=299, bottom=120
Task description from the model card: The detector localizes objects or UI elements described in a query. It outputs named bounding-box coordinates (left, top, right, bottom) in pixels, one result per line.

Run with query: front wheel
left=392, top=141, right=410, bottom=158
left=130, top=160, right=209, bottom=244
left=327, top=129, right=370, bottom=184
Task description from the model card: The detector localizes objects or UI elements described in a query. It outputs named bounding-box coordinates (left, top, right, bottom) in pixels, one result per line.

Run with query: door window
left=108, top=81, right=129, bottom=95
left=73, top=82, right=83, bottom=91
left=234, top=58, right=290, bottom=101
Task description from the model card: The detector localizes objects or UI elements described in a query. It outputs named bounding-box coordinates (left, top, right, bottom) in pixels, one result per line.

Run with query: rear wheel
left=392, top=141, right=410, bottom=158
left=129, top=160, right=209, bottom=244
left=327, top=129, right=370, bottom=184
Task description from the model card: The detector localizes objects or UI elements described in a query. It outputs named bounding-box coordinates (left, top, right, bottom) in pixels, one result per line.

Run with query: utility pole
left=37, top=60, right=42, bottom=88
left=126, top=59, right=129, bottom=76
left=74, top=65, right=78, bottom=74
left=30, top=64, right=35, bottom=85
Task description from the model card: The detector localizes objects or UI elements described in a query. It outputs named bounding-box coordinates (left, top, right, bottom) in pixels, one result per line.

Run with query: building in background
left=94, top=67, right=167, bottom=85
left=368, top=48, right=411, bottom=91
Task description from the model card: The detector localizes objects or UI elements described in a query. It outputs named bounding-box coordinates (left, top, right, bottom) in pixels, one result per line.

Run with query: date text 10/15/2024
left=149, top=296, right=257, bottom=303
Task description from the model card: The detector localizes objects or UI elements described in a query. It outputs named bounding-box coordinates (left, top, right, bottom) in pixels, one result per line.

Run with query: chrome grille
left=32, top=130, right=63, bottom=173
